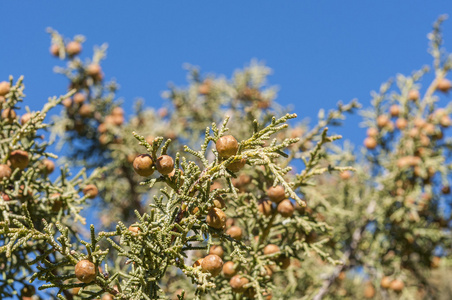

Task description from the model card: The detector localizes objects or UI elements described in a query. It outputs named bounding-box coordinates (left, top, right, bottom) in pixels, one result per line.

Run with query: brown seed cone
left=50, top=193, right=63, bottom=212
left=79, top=104, right=93, bottom=117
left=431, top=256, right=441, bottom=268
left=87, top=64, right=102, bottom=77
left=226, top=226, right=242, bottom=240
left=112, top=106, right=124, bottom=116
left=212, top=197, right=225, bottom=209
left=72, top=286, right=81, bottom=295
left=1, top=192, right=10, bottom=201
left=376, top=115, right=389, bottom=127
left=17, top=184, right=32, bottom=199
left=260, top=265, right=273, bottom=277
left=277, top=199, right=294, bottom=218
left=363, top=137, right=377, bottom=149
left=66, top=41, right=82, bottom=56
left=229, top=275, right=249, bottom=293
left=128, top=224, right=141, bottom=235
left=99, top=134, right=109, bottom=145
left=414, top=118, right=426, bottom=128
left=225, top=218, right=235, bottom=228
left=98, top=123, right=108, bottom=134
left=201, top=254, right=223, bottom=276
left=198, top=80, right=212, bottom=95
left=168, top=168, right=184, bottom=185
left=263, top=244, right=280, bottom=256
left=258, top=199, right=273, bottom=216
left=83, top=184, right=98, bottom=199
left=262, top=291, right=273, bottom=300
left=171, top=289, right=184, bottom=300
left=408, top=128, right=419, bottom=138
left=222, top=261, right=237, bottom=278
left=9, top=150, right=29, bottom=170
left=216, top=135, right=238, bottom=158
left=389, top=105, right=400, bottom=117
left=51, top=200, right=63, bottom=212
left=104, top=115, right=115, bottom=125
left=133, top=154, right=154, bottom=177
left=144, top=136, right=154, bottom=146
left=75, top=260, right=96, bottom=283
left=235, top=174, right=251, bottom=187
left=267, top=185, right=285, bottom=203
left=395, top=118, right=408, bottom=130
left=206, top=207, right=226, bottom=229
left=364, top=283, right=376, bottom=299
left=2, top=108, right=16, bottom=124
left=101, top=294, right=114, bottom=300
left=20, top=113, right=32, bottom=125
left=386, top=121, right=394, bottom=132
left=440, top=115, right=451, bottom=127
left=437, top=78, right=452, bottom=93
left=289, top=127, right=304, bottom=140
left=62, top=98, right=72, bottom=108
left=240, top=87, right=261, bottom=101
left=420, top=134, right=430, bottom=146
left=73, top=93, right=86, bottom=104
left=244, top=288, right=257, bottom=299
left=112, top=114, right=124, bottom=126
left=156, top=155, right=174, bottom=175
left=408, top=89, right=420, bottom=101
left=126, top=153, right=136, bottom=164
left=226, top=157, right=246, bottom=172
left=157, top=107, right=168, bottom=118
left=210, top=181, right=223, bottom=191
left=257, top=100, right=271, bottom=109
left=389, top=279, right=404, bottom=292
left=0, top=164, right=12, bottom=179
left=305, top=231, right=318, bottom=243
left=423, top=123, right=436, bottom=135
left=50, top=44, right=60, bottom=57
left=193, top=258, right=203, bottom=268
left=0, top=81, right=11, bottom=96
left=339, top=170, right=352, bottom=180
left=209, top=245, right=224, bottom=258
left=434, top=108, right=447, bottom=117
left=277, top=255, right=291, bottom=269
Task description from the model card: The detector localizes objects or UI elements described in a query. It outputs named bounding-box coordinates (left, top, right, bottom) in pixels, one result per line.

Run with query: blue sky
left=0, top=2, right=451, bottom=147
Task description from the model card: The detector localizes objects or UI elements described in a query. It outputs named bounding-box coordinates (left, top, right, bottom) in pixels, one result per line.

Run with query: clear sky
left=0, top=2, right=451, bottom=145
